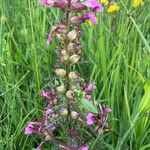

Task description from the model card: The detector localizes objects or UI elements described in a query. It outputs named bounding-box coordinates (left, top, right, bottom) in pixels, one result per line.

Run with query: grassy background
left=0, top=0, right=150, bottom=149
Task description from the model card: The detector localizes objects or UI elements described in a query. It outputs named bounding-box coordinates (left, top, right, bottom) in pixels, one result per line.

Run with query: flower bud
left=71, top=111, right=78, bottom=119
left=67, top=43, right=74, bottom=52
left=61, top=54, right=69, bottom=62
left=70, top=54, right=80, bottom=64
left=45, top=134, right=52, bottom=141
left=55, top=68, right=66, bottom=78
left=60, top=108, right=68, bottom=116
left=67, top=30, right=77, bottom=41
left=68, top=72, right=78, bottom=80
left=56, top=85, right=66, bottom=94
left=66, top=90, right=75, bottom=99
left=60, top=49, right=69, bottom=62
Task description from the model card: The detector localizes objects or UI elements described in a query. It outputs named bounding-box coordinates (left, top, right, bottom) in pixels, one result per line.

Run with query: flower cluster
left=25, top=0, right=111, bottom=149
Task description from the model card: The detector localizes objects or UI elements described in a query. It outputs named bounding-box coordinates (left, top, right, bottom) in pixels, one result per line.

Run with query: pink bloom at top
left=78, top=145, right=89, bottom=150
left=82, top=0, right=103, bottom=12
left=84, top=11, right=98, bottom=24
left=86, top=113, right=96, bottom=125
left=38, top=0, right=55, bottom=7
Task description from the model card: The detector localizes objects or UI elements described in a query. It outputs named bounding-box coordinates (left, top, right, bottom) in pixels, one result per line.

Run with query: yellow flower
left=100, top=0, right=109, bottom=5
left=107, top=4, right=120, bottom=13
left=132, top=0, right=144, bottom=8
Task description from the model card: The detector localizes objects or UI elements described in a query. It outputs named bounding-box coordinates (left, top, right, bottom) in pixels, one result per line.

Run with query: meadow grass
left=0, top=0, right=150, bottom=149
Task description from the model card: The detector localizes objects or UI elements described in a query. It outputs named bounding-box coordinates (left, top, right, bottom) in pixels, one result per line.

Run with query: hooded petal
left=86, top=113, right=96, bottom=125
left=84, top=11, right=98, bottom=24
left=82, top=0, right=103, bottom=12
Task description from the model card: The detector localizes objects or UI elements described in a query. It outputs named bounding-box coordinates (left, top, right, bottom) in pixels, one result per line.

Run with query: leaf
left=82, top=99, right=98, bottom=114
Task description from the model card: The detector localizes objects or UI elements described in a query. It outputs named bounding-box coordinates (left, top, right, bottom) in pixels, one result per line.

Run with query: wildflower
left=100, top=0, right=109, bottom=5
left=24, top=121, right=41, bottom=135
left=84, top=11, right=98, bottom=24
left=38, top=0, right=54, bottom=7
left=82, top=0, right=103, bottom=12
left=85, top=82, right=96, bottom=92
left=85, top=94, right=92, bottom=100
left=78, top=145, right=89, bottom=150
left=36, top=144, right=42, bottom=150
left=44, top=106, right=53, bottom=116
left=86, top=113, right=96, bottom=125
left=46, top=34, right=52, bottom=45
left=40, top=90, right=57, bottom=105
left=132, top=0, right=144, bottom=8
left=25, top=123, right=35, bottom=135
left=107, top=3, right=120, bottom=13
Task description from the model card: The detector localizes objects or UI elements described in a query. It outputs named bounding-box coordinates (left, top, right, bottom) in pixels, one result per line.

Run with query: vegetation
left=0, top=0, right=149, bottom=149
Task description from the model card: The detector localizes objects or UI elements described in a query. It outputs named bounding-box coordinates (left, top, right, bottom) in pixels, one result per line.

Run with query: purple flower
left=40, top=90, right=57, bottom=105
left=24, top=122, right=41, bottom=135
left=78, top=145, right=89, bottom=150
left=85, top=81, right=96, bottom=92
left=85, top=94, right=92, bottom=100
left=36, top=144, right=42, bottom=150
left=44, top=106, right=53, bottom=116
left=46, top=34, right=52, bottom=45
left=84, top=11, right=98, bottom=24
left=86, top=113, right=96, bottom=125
left=38, top=0, right=55, bottom=7
left=25, top=123, right=34, bottom=135
left=82, top=0, right=103, bottom=12
left=103, top=106, right=112, bottom=113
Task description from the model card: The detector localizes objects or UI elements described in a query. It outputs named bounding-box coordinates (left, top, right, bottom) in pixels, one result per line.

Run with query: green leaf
left=82, top=99, right=98, bottom=114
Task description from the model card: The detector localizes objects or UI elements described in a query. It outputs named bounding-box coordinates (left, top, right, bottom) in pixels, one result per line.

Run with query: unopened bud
left=67, top=30, right=77, bottom=41
left=70, top=54, right=80, bottom=64
left=67, top=43, right=74, bottom=52
left=45, top=135, right=52, bottom=141
left=55, top=68, right=66, bottom=78
left=66, top=90, right=75, bottom=99
left=60, top=108, right=68, bottom=116
left=56, top=85, right=66, bottom=94
left=71, top=111, right=78, bottom=119
left=61, top=54, right=69, bottom=62
left=68, top=72, right=78, bottom=80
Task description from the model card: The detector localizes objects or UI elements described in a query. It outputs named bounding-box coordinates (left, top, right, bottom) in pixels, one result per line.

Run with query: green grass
left=0, top=0, right=150, bottom=149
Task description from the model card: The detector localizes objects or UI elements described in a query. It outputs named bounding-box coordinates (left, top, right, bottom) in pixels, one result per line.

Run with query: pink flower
left=24, top=122, right=41, bottom=135
left=78, top=145, right=89, bottom=150
left=82, top=0, right=103, bottom=12
left=46, top=34, right=52, bottom=45
left=85, top=81, right=96, bottom=92
left=84, top=11, right=98, bottom=24
left=36, top=144, right=42, bottom=150
left=85, top=94, right=92, bottom=100
left=40, top=90, right=57, bottom=105
left=70, top=12, right=98, bottom=25
left=103, top=106, right=112, bottom=113
left=25, top=123, right=35, bottom=135
left=44, top=106, right=53, bottom=116
left=38, top=0, right=55, bottom=7
left=86, top=113, right=96, bottom=125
